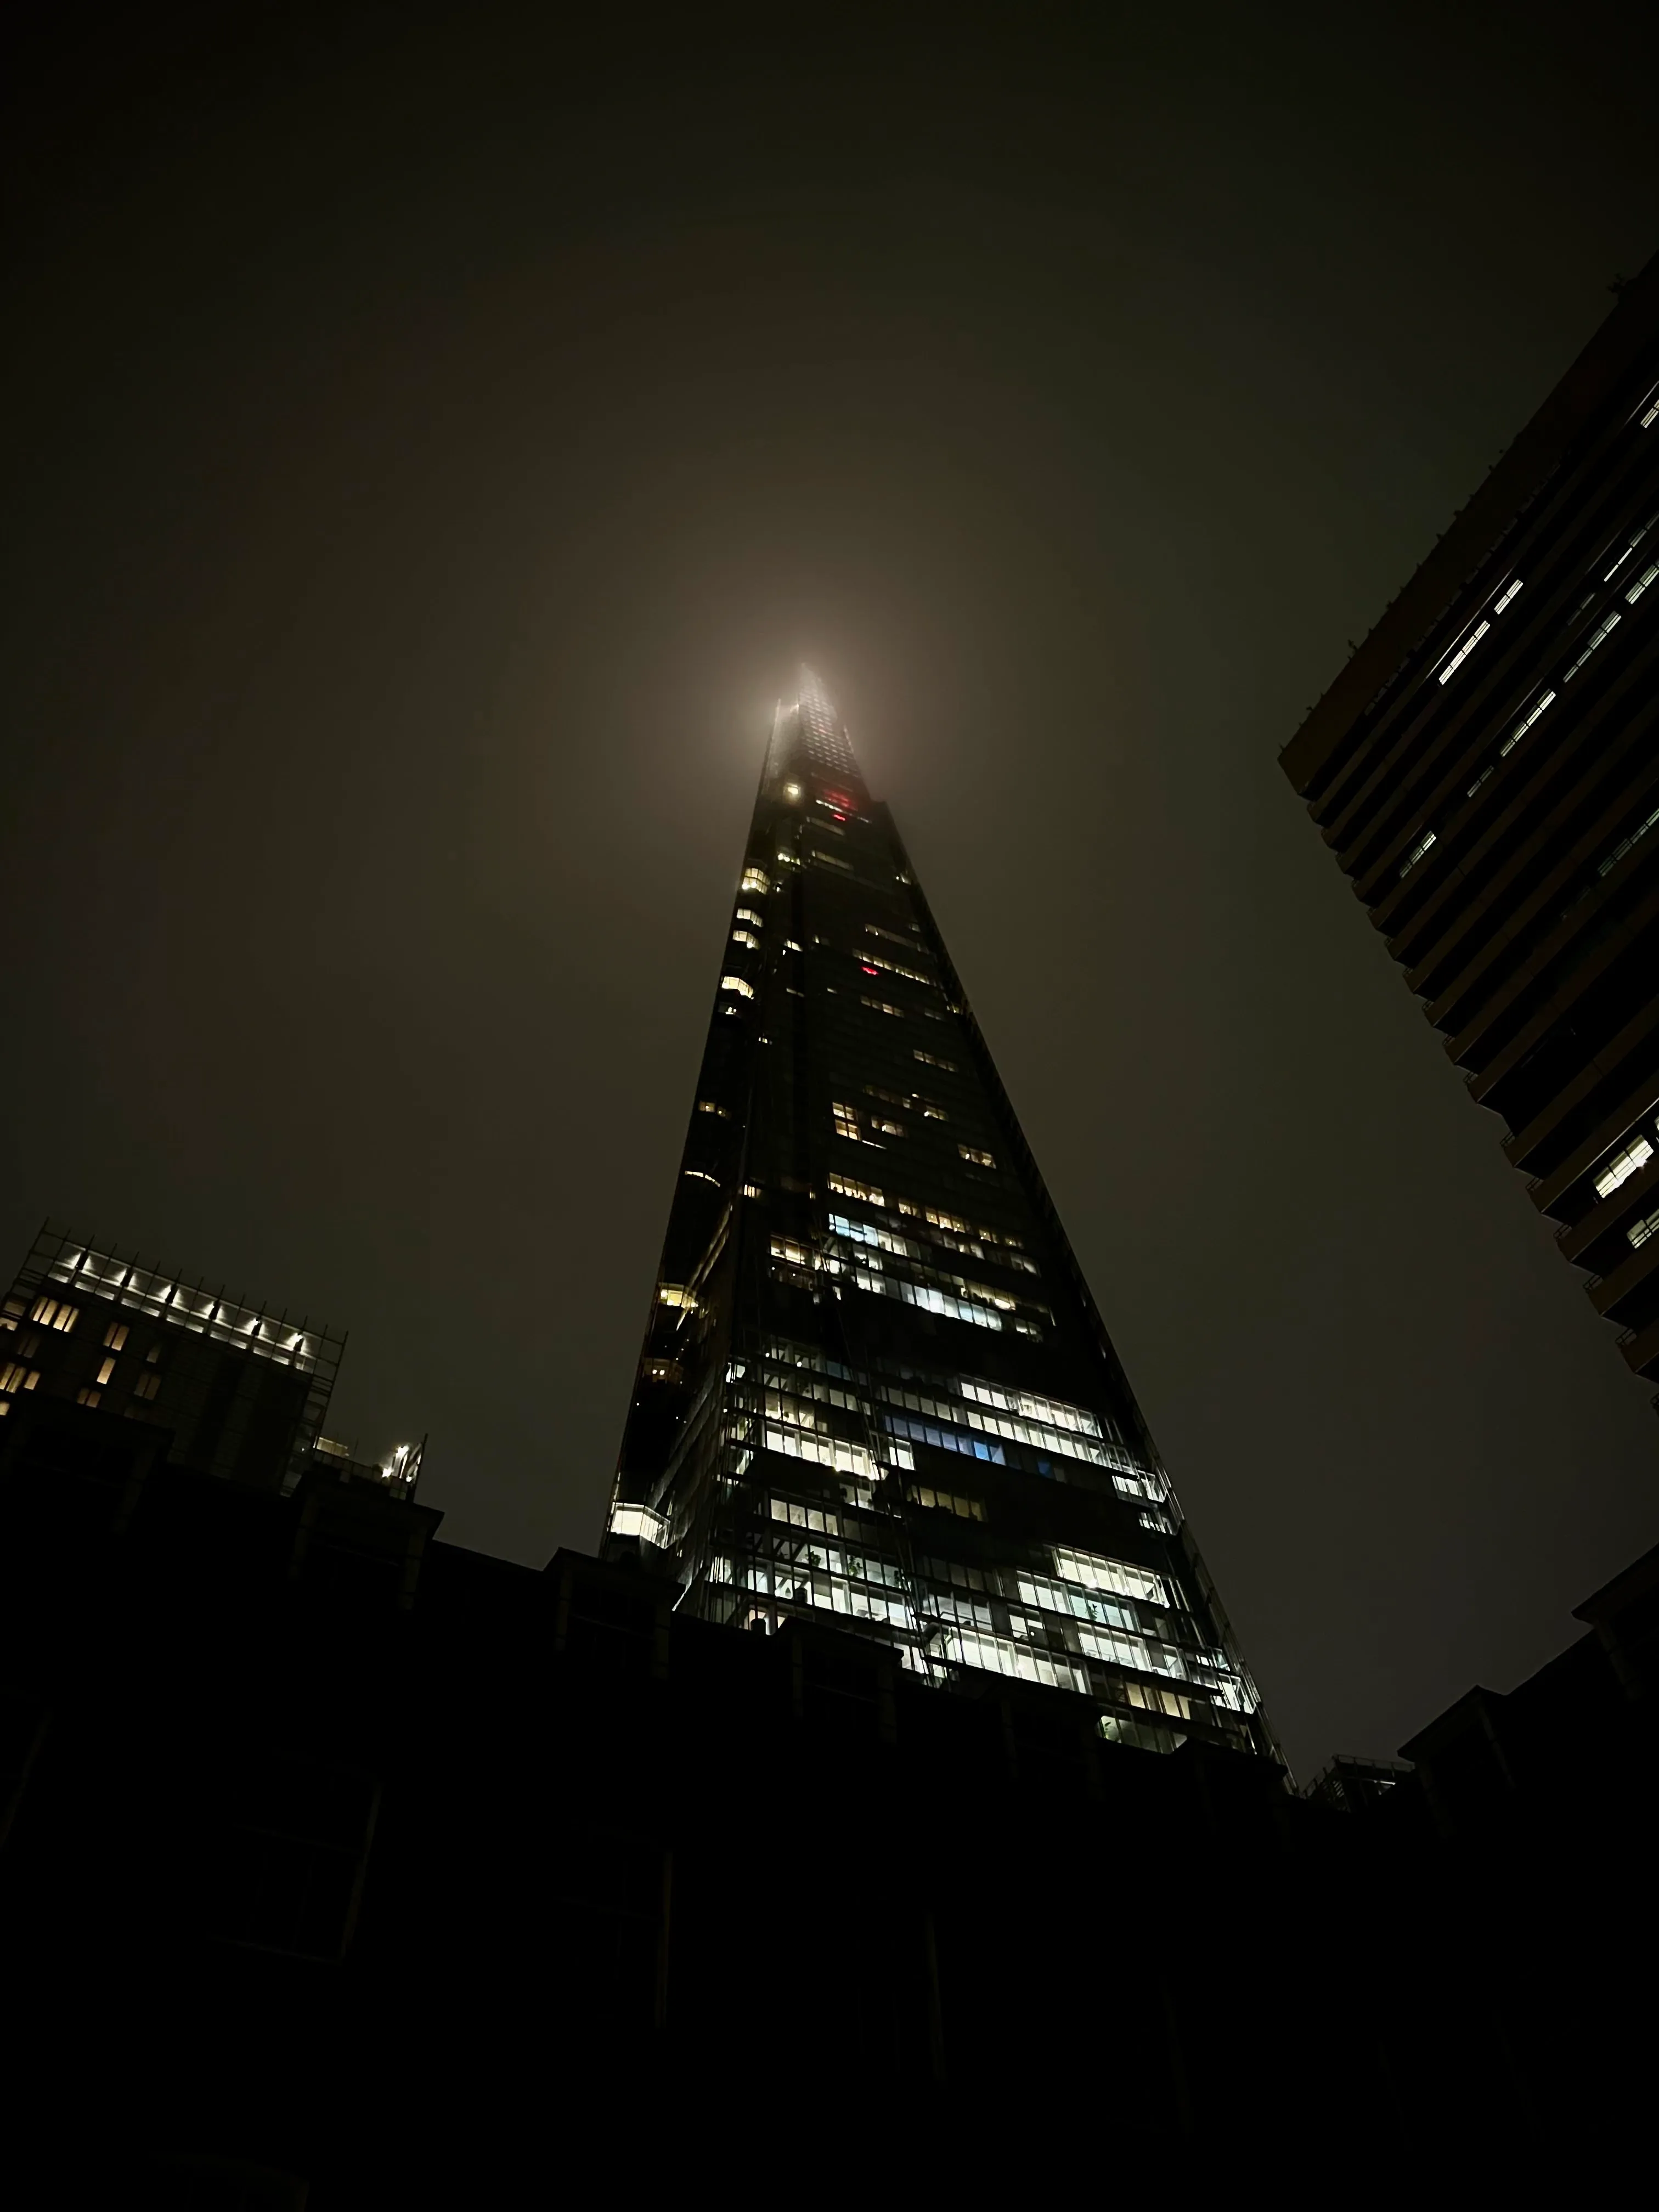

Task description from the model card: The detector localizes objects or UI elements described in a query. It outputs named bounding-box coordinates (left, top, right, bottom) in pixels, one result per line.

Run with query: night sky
left=5, top=3, right=1657, bottom=1776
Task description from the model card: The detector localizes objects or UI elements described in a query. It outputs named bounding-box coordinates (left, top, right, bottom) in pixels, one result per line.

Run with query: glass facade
left=1280, top=264, right=1659, bottom=1393
left=608, top=671, right=1271, bottom=1754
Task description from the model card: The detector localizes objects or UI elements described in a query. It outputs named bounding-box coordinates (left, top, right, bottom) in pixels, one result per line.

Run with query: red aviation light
left=860, top=963, right=879, bottom=976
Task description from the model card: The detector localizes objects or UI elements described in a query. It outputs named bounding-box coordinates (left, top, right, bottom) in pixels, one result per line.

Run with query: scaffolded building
left=607, top=670, right=1271, bottom=1756
left=1, top=1221, right=343, bottom=1492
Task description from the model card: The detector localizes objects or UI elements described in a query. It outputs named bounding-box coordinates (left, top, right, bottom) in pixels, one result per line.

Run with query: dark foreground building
left=3, top=1380, right=1656, bottom=2199
left=1280, top=254, right=1659, bottom=1393
left=610, top=669, right=1268, bottom=1756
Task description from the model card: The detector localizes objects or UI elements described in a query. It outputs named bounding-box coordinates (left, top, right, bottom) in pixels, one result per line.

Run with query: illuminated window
left=1626, top=560, right=1659, bottom=605
left=696, top=1099, right=730, bottom=1118
left=76, top=1387, right=101, bottom=1407
left=730, top=930, right=761, bottom=951
left=913, top=1049, right=956, bottom=1072
left=861, top=998, right=905, bottom=1018
left=958, top=1145, right=995, bottom=1169
left=735, top=908, right=764, bottom=929
left=95, top=1358, right=117, bottom=1386
left=29, top=1298, right=79, bottom=1334
left=1595, top=1137, right=1655, bottom=1200
left=103, top=1322, right=129, bottom=1351
left=908, top=1485, right=986, bottom=1521
left=608, top=1503, right=668, bottom=1544
left=848, top=1268, right=1006, bottom=1332
left=1641, top=391, right=1659, bottom=430
left=1052, top=1543, right=1166, bottom=1605
left=770, top=1237, right=812, bottom=1268
left=1598, top=801, right=1659, bottom=879
left=887, top=1412, right=1006, bottom=1463
left=857, top=950, right=933, bottom=985
left=1563, top=610, right=1621, bottom=681
left=1398, top=830, right=1436, bottom=879
left=741, top=867, right=770, bottom=895
left=720, top=974, right=755, bottom=1000
left=683, top=1168, right=720, bottom=1187
left=1492, top=577, right=1523, bottom=613
left=828, top=1172, right=886, bottom=1206
left=145, top=1343, right=162, bottom=1365
left=866, top=1084, right=945, bottom=1121
left=1628, top=1206, right=1659, bottom=1251
left=1499, top=691, right=1555, bottom=762
left=1437, top=618, right=1490, bottom=684
left=132, top=1371, right=161, bottom=1401
left=2, top=1362, right=37, bottom=1393
left=832, top=1102, right=872, bottom=1144
left=657, top=1285, right=698, bottom=1311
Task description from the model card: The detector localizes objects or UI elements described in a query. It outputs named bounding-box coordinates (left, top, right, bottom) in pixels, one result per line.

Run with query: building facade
left=0, top=1220, right=418, bottom=1498
left=607, top=670, right=1269, bottom=1757
left=1280, top=255, right=1659, bottom=1395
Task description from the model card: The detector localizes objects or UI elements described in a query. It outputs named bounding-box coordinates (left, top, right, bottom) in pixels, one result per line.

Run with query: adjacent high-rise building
left=607, top=670, right=1271, bottom=1756
left=1280, top=256, right=1659, bottom=1395
left=0, top=1220, right=420, bottom=1496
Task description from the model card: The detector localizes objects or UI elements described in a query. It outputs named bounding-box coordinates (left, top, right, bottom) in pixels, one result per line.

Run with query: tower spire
left=606, top=672, right=1274, bottom=1760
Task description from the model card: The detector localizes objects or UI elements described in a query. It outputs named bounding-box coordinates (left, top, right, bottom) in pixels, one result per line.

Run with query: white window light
left=1398, top=830, right=1437, bottom=879
left=1594, top=1137, right=1654, bottom=1202
left=1605, top=520, right=1650, bottom=580
left=1563, top=611, right=1621, bottom=681
left=1499, top=690, right=1555, bottom=758
left=1628, top=1207, right=1659, bottom=1252
left=720, top=974, right=755, bottom=1000
left=735, top=907, right=764, bottom=928
left=730, top=930, right=761, bottom=951
left=741, top=867, right=770, bottom=895
left=1438, top=619, right=1490, bottom=684
left=1597, top=802, right=1659, bottom=880
left=1626, top=561, right=1659, bottom=605
left=1641, top=391, right=1659, bottom=430
left=609, top=1503, right=668, bottom=1545
left=1492, top=578, right=1523, bottom=614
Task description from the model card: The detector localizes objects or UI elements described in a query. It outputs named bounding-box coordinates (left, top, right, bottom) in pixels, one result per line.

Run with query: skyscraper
left=607, top=670, right=1271, bottom=1756
left=1280, top=256, right=1659, bottom=1394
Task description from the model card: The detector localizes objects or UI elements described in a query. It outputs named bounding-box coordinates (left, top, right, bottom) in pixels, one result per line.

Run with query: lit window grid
left=33, top=1235, right=334, bottom=1376
left=825, top=1176, right=1032, bottom=1259
left=1595, top=1135, right=1654, bottom=1201
left=757, top=1377, right=1176, bottom=1622
left=698, top=1502, right=1248, bottom=1729
left=1596, top=799, right=1659, bottom=879
left=759, top=1338, right=1156, bottom=1487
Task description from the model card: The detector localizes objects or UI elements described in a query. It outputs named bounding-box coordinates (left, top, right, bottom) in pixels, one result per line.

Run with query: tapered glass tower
left=608, top=670, right=1271, bottom=1756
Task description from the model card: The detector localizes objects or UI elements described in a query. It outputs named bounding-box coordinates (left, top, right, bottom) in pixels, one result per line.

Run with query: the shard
left=608, top=669, right=1272, bottom=1756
